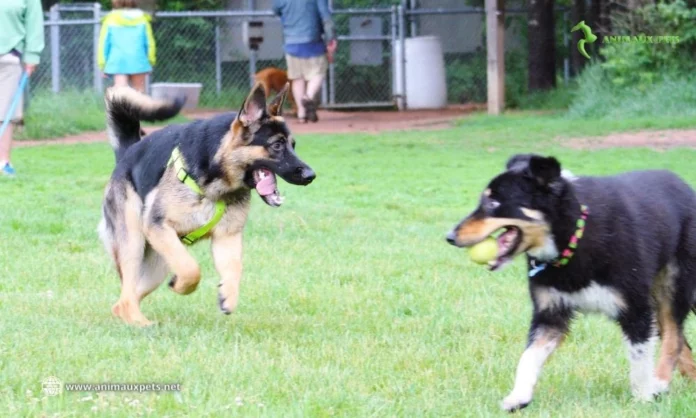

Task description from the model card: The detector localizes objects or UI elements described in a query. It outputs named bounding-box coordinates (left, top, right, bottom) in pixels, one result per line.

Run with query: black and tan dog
left=446, top=154, right=696, bottom=411
left=98, top=83, right=315, bottom=326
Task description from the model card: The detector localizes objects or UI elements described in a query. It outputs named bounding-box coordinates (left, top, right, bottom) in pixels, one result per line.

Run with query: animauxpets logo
left=571, top=20, right=597, bottom=60
left=571, top=20, right=681, bottom=60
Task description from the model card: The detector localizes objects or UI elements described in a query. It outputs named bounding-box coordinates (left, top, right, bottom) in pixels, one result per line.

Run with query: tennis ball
left=468, top=237, right=498, bottom=264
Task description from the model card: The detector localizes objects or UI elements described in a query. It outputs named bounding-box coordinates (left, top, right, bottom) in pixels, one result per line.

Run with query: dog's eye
left=486, top=200, right=500, bottom=210
left=271, top=140, right=285, bottom=151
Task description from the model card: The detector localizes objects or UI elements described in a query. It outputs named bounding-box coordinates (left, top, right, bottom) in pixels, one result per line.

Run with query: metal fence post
left=93, top=3, right=103, bottom=93
left=321, top=78, right=328, bottom=106
left=49, top=5, right=61, bottom=93
left=329, top=63, right=335, bottom=105
left=563, top=10, right=569, bottom=85
left=249, top=50, right=257, bottom=88
left=391, top=5, right=403, bottom=110
left=215, top=18, right=222, bottom=94
left=327, top=0, right=334, bottom=107
left=397, top=4, right=406, bottom=110
left=248, top=0, right=256, bottom=88
left=408, top=0, right=417, bottom=37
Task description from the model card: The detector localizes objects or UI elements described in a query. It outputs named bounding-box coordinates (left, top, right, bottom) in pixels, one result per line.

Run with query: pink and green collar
left=529, top=204, right=589, bottom=277
left=551, top=204, right=589, bottom=267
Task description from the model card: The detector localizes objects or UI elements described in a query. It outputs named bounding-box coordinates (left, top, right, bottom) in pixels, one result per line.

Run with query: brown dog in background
left=254, top=67, right=297, bottom=116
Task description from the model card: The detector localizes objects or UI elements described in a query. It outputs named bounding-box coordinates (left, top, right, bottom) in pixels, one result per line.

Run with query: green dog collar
left=167, top=146, right=226, bottom=245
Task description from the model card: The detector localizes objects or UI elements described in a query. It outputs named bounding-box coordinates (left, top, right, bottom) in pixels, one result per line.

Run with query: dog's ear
left=528, top=155, right=562, bottom=187
left=268, top=82, right=289, bottom=117
left=238, top=82, right=267, bottom=126
left=505, top=154, right=534, bottom=171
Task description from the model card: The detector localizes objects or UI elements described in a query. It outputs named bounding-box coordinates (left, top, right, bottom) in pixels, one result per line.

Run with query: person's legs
left=306, top=73, right=324, bottom=102
left=302, top=55, right=328, bottom=123
left=291, top=78, right=307, bottom=121
left=0, top=124, right=13, bottom=164
left=286, top=55, right=308, bottom=121
left=112, top=74, right=129, bottom=88
left=125, top=74, right=151, bottom=137
left=129, top=73, right=147, bottom=93
left=0, top=53, right=23, bottom=175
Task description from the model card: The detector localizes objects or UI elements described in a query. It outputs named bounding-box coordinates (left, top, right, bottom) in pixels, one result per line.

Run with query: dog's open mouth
left=488, top=226, right=523, bottom=271
left=253, top=168, right=284, bottom=207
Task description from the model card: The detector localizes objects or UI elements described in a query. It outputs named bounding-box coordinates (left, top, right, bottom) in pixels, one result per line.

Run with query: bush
left=598, top=0, right=696, bottom=91
left=567, top=0, right=696, bottom=119
left=567, top=63, right=696, bottom=119
left=443, top=50, right=530, bottom=107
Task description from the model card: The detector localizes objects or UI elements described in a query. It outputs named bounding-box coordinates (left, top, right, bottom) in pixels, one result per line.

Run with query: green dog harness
left=167, top=146, right=226, bottom=245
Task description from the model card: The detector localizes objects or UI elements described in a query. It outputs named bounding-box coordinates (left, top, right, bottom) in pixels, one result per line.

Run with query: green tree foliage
left=598, top=0, right=696, bottom=90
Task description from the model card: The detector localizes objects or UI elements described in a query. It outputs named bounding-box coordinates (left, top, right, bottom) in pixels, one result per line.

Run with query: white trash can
left=150, top=82, right=203, bottom=110
left=404, top=36, right=447, bottom=109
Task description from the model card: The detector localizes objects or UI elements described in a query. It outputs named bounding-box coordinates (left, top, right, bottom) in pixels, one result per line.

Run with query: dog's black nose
left=446, top=231, right=457, bottom=245
left=298, top=167, right=316, bottom=184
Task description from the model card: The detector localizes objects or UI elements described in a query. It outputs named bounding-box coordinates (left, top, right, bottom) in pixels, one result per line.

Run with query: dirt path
left=562, top=129, right=696, bottom=150
left=15, top=104, right=484, bottom=148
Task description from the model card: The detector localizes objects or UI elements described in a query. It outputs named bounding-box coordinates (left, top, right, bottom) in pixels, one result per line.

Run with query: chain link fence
left=29, top=2, right=569, bottom=111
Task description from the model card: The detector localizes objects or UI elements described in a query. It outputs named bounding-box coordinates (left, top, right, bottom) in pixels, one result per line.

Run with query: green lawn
left=2, top=113, right=696, bottom=417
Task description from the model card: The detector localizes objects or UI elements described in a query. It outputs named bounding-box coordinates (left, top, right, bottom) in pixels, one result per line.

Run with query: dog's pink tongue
left=256, top=175, right=275, bottom=196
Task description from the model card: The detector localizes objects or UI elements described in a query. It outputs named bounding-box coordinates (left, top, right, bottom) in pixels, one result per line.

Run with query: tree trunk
left=570, top=0, right=586, bottom=75
left=528, top=0, right=557, bottom=91
left=590, top=0, right=602, bottom=44
left=600, top=0, right=612, bottom=38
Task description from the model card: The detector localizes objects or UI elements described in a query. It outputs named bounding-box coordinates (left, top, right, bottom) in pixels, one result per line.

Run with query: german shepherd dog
left=446, top=154, right=696, bottom=411
left=98, top=83, right=315, bottom=326
left=254, top=67, right=297, bottom=116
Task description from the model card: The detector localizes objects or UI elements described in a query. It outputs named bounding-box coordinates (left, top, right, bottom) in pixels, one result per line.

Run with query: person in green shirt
left=0, top=0, right=45, bottom=177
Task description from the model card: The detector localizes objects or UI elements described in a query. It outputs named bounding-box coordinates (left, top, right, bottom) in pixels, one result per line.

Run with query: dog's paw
left=218, top=292, right=238, bottom=315
left=631, top=379, right=668, bottom=402
left=501, top=392, right=531, bottom=412
left=111, top=300, right=155, bottom=327
left=632, top=379, right=668, bottom=402
left=654, top=379, right=669, bottom=394
left=168, top=274, right=199, bottom=295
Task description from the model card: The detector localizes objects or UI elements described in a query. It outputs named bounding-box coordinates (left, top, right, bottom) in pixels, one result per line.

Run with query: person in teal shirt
left=98, top=0, right=157, bottom=94
left=0, top=0, right=44, bottom=177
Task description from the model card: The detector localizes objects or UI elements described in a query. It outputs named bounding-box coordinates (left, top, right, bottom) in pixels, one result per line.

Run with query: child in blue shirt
left=98, top=0, right=156, bottom=93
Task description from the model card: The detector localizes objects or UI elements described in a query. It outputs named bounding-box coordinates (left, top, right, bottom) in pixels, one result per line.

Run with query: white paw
left=501, top=391, right=532, bottom=412
left=654, top=379, right=669, bottom=394
left=632, top=379, right=667, bottom=402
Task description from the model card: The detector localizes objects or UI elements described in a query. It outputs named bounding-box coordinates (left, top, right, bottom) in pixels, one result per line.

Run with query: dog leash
left=0, top=71, right=29, bottom=139
left=167, top=146, right=227, bottom=245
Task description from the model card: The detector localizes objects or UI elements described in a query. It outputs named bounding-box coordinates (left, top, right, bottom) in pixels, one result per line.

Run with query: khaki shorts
left=285, top=54, right=328, bottom=81
left=0, top=53, right=23, bottom=122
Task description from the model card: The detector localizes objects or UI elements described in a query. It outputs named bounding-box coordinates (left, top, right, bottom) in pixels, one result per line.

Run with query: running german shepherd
left=98, top=83, right=316, bottom=326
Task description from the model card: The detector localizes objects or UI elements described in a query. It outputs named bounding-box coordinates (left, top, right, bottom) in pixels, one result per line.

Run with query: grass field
left=3, top=113, right=696, bottom=417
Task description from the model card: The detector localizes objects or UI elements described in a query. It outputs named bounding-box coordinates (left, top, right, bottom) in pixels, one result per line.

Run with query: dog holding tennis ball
left=467, top=237, right=498, bottom=265
left=444, top=153, right=696, bottom=412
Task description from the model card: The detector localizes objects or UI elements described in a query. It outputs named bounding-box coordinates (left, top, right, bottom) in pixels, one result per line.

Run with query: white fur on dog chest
left=535, top=282, right=627, bottom=318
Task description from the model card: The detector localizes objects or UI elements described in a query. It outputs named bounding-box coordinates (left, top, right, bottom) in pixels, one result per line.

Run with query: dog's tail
left=105, top=86, right=186, bottom=162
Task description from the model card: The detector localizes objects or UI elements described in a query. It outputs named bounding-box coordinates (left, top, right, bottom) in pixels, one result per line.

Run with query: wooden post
left=486, top=0, right=505, bottom=115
